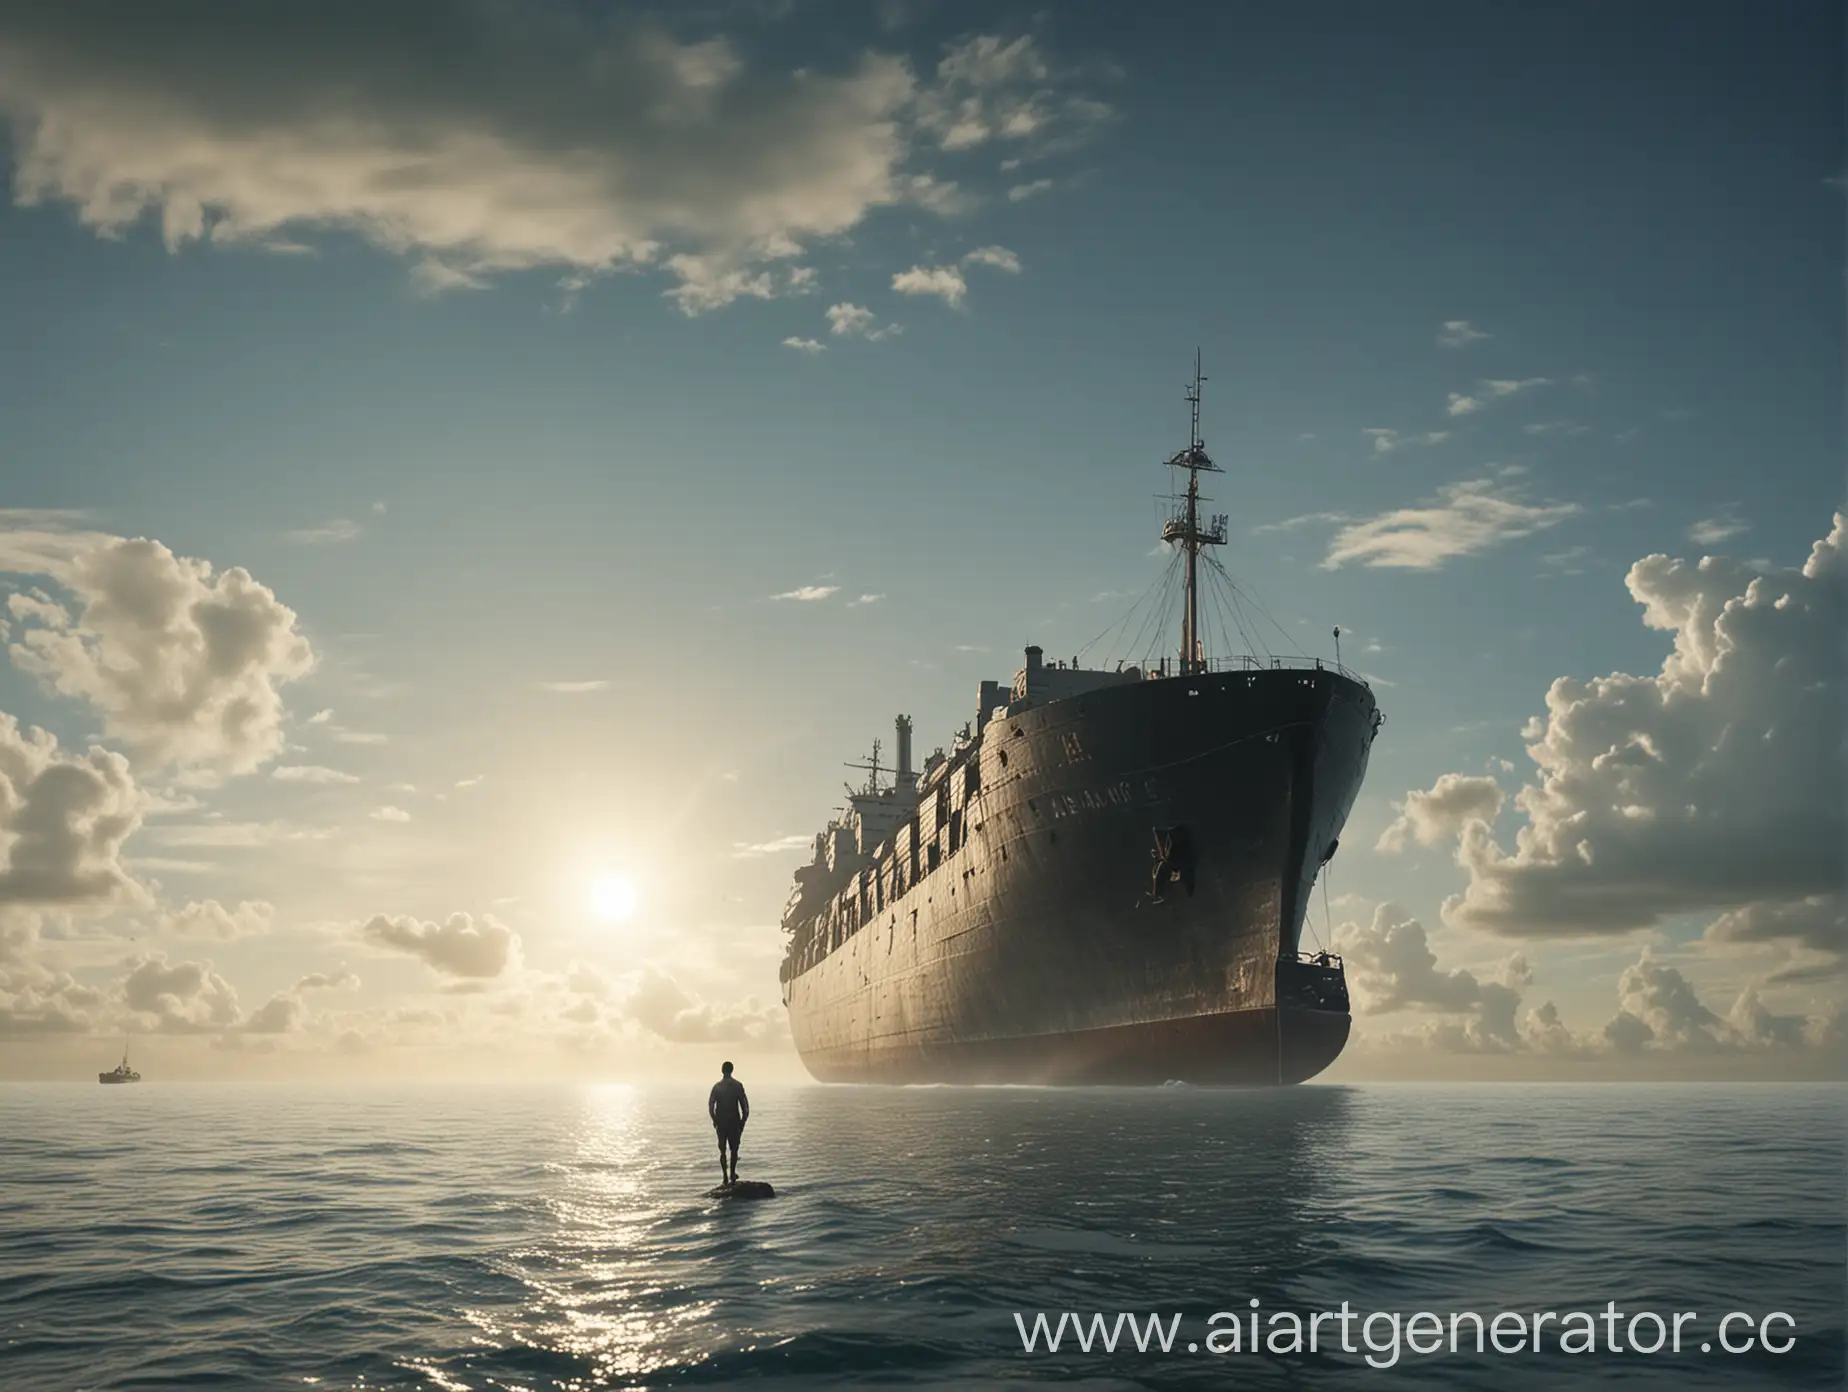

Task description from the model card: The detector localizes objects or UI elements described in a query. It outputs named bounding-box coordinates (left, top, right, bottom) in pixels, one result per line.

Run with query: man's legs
left=716, top=1129, right=730, bottom=1183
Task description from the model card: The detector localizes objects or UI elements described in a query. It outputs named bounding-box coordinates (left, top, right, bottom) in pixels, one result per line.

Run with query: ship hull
left=799, top=1003, right=1350, bottom=1086
left=784, top=666, right=1377, bottom=1085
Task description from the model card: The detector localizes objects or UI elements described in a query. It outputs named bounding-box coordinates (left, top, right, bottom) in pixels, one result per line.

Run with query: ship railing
left=1142, top=655, right=1368, bottom=683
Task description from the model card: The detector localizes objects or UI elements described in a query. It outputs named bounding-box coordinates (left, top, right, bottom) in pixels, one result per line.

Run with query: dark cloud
left=0, top=5, right=1104, bottom=311
left=1704, top=896, right=1845, bottom=982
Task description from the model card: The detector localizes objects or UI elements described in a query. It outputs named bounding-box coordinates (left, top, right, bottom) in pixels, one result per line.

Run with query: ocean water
left=0, top=1083, right=1841, bottom=1390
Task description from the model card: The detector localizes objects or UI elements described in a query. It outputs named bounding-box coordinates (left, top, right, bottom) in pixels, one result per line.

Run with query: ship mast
left=1160, top=350, right=1227, bottom=676
left=843, top=738, right=884, bottom=797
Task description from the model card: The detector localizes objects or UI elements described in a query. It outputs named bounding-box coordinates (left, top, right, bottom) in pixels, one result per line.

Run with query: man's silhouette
left=708, top=1061, right=749, bottom=1185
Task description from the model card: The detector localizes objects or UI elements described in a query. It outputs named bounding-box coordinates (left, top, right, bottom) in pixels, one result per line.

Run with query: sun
left=589, top=874, right=640, bottom=923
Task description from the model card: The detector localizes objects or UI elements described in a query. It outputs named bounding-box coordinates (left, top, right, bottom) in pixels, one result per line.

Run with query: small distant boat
left=98, top=1044, right=140, bottom=1085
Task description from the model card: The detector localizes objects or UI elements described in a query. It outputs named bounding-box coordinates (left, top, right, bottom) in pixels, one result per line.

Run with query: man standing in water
left=708, top=1061, right=749, bottom=1186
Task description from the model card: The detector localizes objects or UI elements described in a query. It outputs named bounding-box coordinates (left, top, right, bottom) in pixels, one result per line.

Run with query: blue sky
left=0, top=0, right=1840, bottom=1078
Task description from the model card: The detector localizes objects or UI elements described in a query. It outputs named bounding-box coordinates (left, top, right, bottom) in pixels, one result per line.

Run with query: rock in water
left=706, top=1180, right=775, bottom=1200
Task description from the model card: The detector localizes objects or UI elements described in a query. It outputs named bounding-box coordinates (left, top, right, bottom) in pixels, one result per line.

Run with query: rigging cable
left=1077, top=545, right=1182, bottom=668
left=1127, top=548, right=1185, bottom=669
left=1204, top=556, right=1260, bottom=660
left=1311, top=859, right=1334, bottom=956
left=1205, top=553, right=1308, bottom=659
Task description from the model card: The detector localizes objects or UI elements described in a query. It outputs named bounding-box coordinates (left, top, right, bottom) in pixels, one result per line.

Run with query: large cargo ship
left=777, top=359, right=1382, bottom=1084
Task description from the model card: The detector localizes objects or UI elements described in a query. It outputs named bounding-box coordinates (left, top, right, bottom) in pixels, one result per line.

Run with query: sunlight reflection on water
left=0, top=1083, right=1840, bottom=1390
left=480, top=1084, right=724, bottom=1384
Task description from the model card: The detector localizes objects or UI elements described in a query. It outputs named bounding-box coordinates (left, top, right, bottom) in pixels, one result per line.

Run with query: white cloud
left=1602, top=954, right=1737, bottom=1054
left=241, top=992, right=305, bottom=1035
left=826, top=302, right=875, bottom=335
left=848, top=592, right=885, bottom=606
left=1252, top=510, right=1350, bottom=535
left=732, top=833, right=814, bottom=858
left=1446, top=379, right=1552, bottom=415
left=369, top=805, right=411, bottom=822
left=156, top=898, right=274, bottom=939
left=823, top=301, right=899, bottom=340
left=624, top=966, right=785, bottom=1043
left=1688, top=507, right=1748, bottom=546
left=769, top=584, right=839, bottom=602
left=0, top=913, right=106, bottom=1034
left=306, top=709, right=334, bottom=726
left=963, top=244, right=1021, bottom=273
left=0, top=12, right=1104, bottom=315
left=284, top=518, right=362, bottom=545
left=890, top=246, right=1019, bottom=306
left=1362, top=428, right=1450, bottom=456
left=149, top=820, right=332, bottom=848
left=1335, top=905, right=1530, bottom=1053
left=1322, top=476, right=1581, bottom=570
left=0, top=510, right=115, bottom=582
left=125, top=856, right=214, bottom=874
left=1376, top=773, right=1505, bottom=852
left=454, top=774, right=486, bottom=790
left=1484, top=377, right=1551, bottom=398
left=1440, top=514, right=1845, bottom=938
left=243, top=967, right=360, bottom=1035
left=891, top=263, right=966, bottom=306
left=360, top=910, right=520, bottom=979
left=1540, top=545, right=1592, bottom=575
left=1438, top=319, right=1489, bottom=348
left=121, top=952, right=241, bottom=1032
left=5, top=591, right=67, bottom=629
left=271, top=765, right=359, bottom=784
left=1333, top=909, right=1839, bottom=1063
left=4, top=535, right=314, bottom=774
left=782, top=336, right=825, bottom=353
left=916, top=33, right=1113, bottom=161
left=0, top=713, right=143, bottom=908
left=535, top=680, right=609, bottom=693
left=1007, top=178, right=1053, bottom=201
left=408, top=258, right=487, bottom=296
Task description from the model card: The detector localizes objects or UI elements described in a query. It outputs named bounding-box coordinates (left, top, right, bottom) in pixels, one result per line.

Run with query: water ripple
left=0, top=1082, right=1840, bottom=1389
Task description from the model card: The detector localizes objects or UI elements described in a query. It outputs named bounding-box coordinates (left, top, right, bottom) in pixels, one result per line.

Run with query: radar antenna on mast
left=1160, top=349, right=1229, bottom=676
left=843, top=738, right=885, bottom=796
